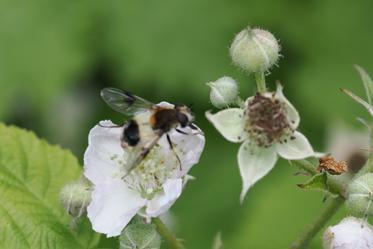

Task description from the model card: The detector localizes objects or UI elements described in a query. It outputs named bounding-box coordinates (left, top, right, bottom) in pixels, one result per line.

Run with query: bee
left=100, top=87, right=201, bottom=174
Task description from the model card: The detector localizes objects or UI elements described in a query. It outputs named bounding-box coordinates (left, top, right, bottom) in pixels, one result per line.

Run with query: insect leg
left=176, top=128, right=189, bottom=135
left=189, top=123, right=198, bottom=130
left=167, top=133, right=182, bottom=170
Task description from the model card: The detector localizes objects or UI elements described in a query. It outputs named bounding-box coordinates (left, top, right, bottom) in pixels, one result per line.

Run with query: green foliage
left=356, top=65, right=373, bottom=105
left=2, top=0, right=373, bottom=248
left=297, top=172, right=328, bottom=193
left=120, top=223, right=161, bottom=249
left=0, top=123, right=99, bottom=249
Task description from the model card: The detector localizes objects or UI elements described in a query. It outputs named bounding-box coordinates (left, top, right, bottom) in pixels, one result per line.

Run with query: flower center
left=122, top=145, right=178, bottom=200
left=245, top=93, right=291, bottom=147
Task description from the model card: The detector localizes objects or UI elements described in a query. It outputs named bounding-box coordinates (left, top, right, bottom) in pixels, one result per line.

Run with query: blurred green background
left=2, top=0, right=373, bottom=248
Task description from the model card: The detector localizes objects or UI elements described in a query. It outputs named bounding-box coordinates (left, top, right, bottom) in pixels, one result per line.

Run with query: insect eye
left=176, top=113, right=189, bottom=127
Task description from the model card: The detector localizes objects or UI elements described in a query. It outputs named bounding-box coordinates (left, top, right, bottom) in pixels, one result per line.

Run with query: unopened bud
left=323, top=216, right=373, bottom=249
left=346, top=173, right=373, bottom=217
left=60, top=177, right=91, bottom=218
left=230, top=27, right=280, bottom=73
left=120, top=223, right=161, bottom=249
left=207, top=76, right=238, bottom=108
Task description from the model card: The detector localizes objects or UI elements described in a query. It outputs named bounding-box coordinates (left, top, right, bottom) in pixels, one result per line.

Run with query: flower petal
left=275, top=83, right=300, bottom=129
left=206, top=108, right=246, bottom=143
left=87, top=179, right=146, bottom=237
left=145, top=178, right=182, bottom=217
left=275, top=131, right=314, bottom=160
left=84, top=120, right=126, bottom=184
left=162, top=125, right=205, bottom=177
left=238, top=141, right=277, bottom=202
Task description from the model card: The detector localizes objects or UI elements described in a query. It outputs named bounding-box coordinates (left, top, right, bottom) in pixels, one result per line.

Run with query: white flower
left=84, top=116, right=205, bottom=237
left=323, top=216, right=373, bottom=249
left=206, top=83, right=313, bottom=201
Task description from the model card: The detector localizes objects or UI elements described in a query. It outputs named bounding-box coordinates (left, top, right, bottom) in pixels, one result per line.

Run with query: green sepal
left=120, top=223, right=161, bottom=249
left=297, top=172, right=329, bottom=193
left=355, top=65, right=373, bottom=105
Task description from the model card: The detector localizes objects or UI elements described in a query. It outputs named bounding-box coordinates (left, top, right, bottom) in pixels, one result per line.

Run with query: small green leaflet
left=297, top=172, right=328, bottom=193
left=0, top=123, right=99, bottom=249
left=355, top=65, right=373, bottom=105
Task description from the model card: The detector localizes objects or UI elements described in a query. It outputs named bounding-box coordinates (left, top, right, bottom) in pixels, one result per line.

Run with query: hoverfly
left=100, top=87, right=201, bottom=175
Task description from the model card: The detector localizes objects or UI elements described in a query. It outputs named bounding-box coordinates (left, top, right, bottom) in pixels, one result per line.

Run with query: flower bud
left=207, top=76, right=238, bottom=108
left=120, top=223, right=161, bottom=249
left=346, top=173, right=373, bottom=217
left=323, top=216, right=373, bottom=249
left=60, top=177, right=92, bottom=218
left=230, top=27, right=280, bottom=73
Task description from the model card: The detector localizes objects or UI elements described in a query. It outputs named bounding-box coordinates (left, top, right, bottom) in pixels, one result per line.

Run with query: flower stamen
left=245, top=93, right=292, bottom=147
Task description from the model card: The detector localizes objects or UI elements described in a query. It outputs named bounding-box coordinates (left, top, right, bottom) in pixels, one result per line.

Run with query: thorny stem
left=152, top=217, right=182, bottom=249
left=290, top=196, right=345, bottom=249
left=292, top=159, right=318, bottom=176
left=255, top=71, right=266, bottom=93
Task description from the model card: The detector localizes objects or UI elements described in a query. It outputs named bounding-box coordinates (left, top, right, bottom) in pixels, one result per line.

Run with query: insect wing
left=101, top=87, right=154, bottom=115
left=123, top=134, right=162, bottom=175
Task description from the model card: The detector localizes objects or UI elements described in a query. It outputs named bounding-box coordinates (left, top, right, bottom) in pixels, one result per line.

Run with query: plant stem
left=255, top=71, right=266, bottom=93
left=152, top=217, right=182, bottom=249
left=292, top=159, right=318, bottom=175
left=290, top=196, right=344, bottom=249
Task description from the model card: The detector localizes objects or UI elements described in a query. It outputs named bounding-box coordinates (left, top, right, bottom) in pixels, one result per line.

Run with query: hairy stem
left=255, top=71, right=266, bottom=93
left=152, top=217, right=182, bottom=249
left=290, top=196, right=344, bottom=249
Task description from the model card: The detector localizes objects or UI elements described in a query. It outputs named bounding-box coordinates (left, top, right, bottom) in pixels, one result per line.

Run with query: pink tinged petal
left=238, top=141, right=277, bottom=202
left=275, top=83, right=300, bottom=129
left=206, top=108, right=246, bottom=143
left=84, top=120, right=125, bottom=184
left=87, top=179, right=146, bottom=237
left=164, top=125, right=205, bottom=177
left=275, top=131, right=314, bottom=160
left=146, top=178, right=182, bottom=217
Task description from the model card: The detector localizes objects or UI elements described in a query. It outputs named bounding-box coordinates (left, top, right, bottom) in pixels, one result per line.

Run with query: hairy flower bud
left=230, top=27, right=280, bottom=73
left=346, top=173, right=373, bottom=217
left=207, top=76, right=238, bottom=108
left=60, top=177, right=92, bottom=218
left=120, top=223, right=161, bottom=249
left=323, top=216, right=373, bottom=249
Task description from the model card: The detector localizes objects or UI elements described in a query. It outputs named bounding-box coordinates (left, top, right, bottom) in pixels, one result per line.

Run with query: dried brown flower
left=317, top=155, right=347, bottom=175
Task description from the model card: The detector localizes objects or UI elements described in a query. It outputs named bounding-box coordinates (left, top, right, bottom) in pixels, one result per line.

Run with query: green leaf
left=119, top=223, right=161, bottom=249
left=0, top=123, right=99, bottom=249
left=355, top=65, right=373, bottom=105
left=297, top=172, right=328, bottom=193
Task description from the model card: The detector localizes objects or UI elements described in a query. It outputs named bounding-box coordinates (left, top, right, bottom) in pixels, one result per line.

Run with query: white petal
left=155, top=101, right=174, bottom=109
left=87, top=179, right=146, bottom=237
left=275, top=83, right=300, bottom=129
left=238, top=141, right=277, bottom=202
left=163, top=125, right=205, bottom=177
left=323, top=216, right=373, bottom=249
left=206, top=109, right=246, bottom=143
left=275, top=131, right=314, bottom=160
left=145, top=178, right=182, bottom=217
left=84, top=121, right=126, bottom=184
